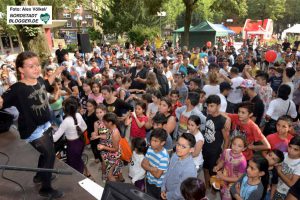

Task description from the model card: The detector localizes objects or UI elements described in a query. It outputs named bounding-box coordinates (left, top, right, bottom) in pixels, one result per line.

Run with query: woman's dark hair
left=277, top=84, right=291, bottom=100
left=15, top=51, right=38, bottom=80
left=160, top=97, right=173, bottom=114
left=101, top=85, right=113, bottom=93
left=63, top=97, right=82, bottom=132
left=83, top=79, right=92, bottom=86
left=86, top=99, right=97, bottom=110
left=152, top=90, right=162, bottom=99
left=91, top=81, right=101, bottom=92
left=180, top=177, right=206, bottom=200
left=251, top=155, right=269, bottom=200
left=131, top=137, right=148, bottom=155
left=277, top=115, right=293, bottom=127
left=135, top=100, right=147, bottom=112
left=152, top=113, right=168, bottom=125
left=178, top=133, right=196, bottom=148
left=61, top=70, right=72, bottom=80
left=289, top=135, right=300, bottom=147
left=103, top=112, right=119, bottom=125
left=170, top=89, right=179, bottom=96
left=188, top=115, right=201, bottom=126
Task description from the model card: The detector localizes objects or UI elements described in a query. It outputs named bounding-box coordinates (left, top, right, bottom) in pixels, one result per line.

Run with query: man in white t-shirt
left=218, top=82, right=232, bottom=112
left=226, top=67, right=244, bottom=113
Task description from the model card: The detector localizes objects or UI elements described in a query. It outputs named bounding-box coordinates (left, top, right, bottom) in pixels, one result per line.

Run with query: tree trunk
left=183, top=4, right=192, bottom=48
left=15, top=0, right=51, bottom=63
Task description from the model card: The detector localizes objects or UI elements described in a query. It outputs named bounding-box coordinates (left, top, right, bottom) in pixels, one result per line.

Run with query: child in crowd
left=130, top=101, right=148, bottom=139
left=267, top=115, right=294, bottom=152
left=129, top=138, right=148, bottom=191
left=213, top=136, right=247, bottom=200
left=52, top=97, right=87, bottom=173
left=274, top=135, right=300, bottom=200
left=196, top=89, right=207, bottom=114
left=180, top=178, right=207, bottom=200
left=255, top=72, right=273, bottom=114
left=146, top=90, right=162, bottom=119
left=173, top=71, right=189, bottom=104
left=263, top=149, right=284, bottom=200
left=170, top=89, right=182, bottom=116
left=142, top=128, right=169, bottom=199
left=91, top=104, right=108, bottom=180
left=176, top=92, right=206, bottom=137
left=83, top=99, right=99, bottom=163
left=161, top=133, right=197, bottom=200
left=49, top=78, right=63, bottom=126
left=227, top=102, right=271, bottom=160
left=97, top=113, right=123, bottom=182
left=187, top=115, right=204, bottom=172
left=269, top=67, right=283, bottom=96
left=203, top=94, right=230, bottom=188
left=88, top=81, right=104, bottom=104
left=79, top=79, right=92, bottom=115
left=230, top=155, right=270, bottom=200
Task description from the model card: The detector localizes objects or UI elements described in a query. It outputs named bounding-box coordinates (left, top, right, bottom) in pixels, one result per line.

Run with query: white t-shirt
left=285, top=82, right=294, bottom=101
left=218, top=93, right=227, bottom=112
left=129, top=151, right=146, bottom=183
left=203, top=85, right=220, bottom=98
left=164, top=70, right=173, bottom=89
left=193, top=131, right=204, bottom=168
left=266, top=98, right=297, bottom=120
left=227, top=76, right=244, bottom=104
left=277, top=152, right=300, bottom=195
left=147, top=103, right=159, bottom=116
left=53, top=113, right=87, bottom=142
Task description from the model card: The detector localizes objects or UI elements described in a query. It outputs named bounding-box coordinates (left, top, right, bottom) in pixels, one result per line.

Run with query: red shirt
left=172, top=101, right=182, bottom=116
left=228, top=114, right=265, bottom=160
left=267, top=132, right=293, bottom=152
left=130, top=114, right=148, bottom=138
left=91, top=67, right=100, bottom=74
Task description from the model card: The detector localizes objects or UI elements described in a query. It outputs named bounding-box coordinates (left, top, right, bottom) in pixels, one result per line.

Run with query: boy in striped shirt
left=142, top=128, right=170, bottom=199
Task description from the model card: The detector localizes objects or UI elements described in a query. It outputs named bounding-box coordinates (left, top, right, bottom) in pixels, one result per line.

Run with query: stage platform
left=0, top=131, right=99, bottom=200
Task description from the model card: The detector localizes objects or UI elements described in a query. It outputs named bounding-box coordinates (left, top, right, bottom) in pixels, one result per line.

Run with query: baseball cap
left=174, top=71, right=186, bottom=78
left=220, top=82, right=233, bottom=91
left=238, top=79, right=255, bottom=89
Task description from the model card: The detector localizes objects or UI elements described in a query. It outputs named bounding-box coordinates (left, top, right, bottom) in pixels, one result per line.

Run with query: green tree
left=247, top=0, right=285, bottom=21
left=210, top=0, right=247, bottom=23
left=182, top=0, right=201, bottom=47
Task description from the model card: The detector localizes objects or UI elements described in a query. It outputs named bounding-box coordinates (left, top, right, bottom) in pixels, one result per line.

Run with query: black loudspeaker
left=101, top=182, right=157, bottom=200
left=77, top=33, right=92, bottom=53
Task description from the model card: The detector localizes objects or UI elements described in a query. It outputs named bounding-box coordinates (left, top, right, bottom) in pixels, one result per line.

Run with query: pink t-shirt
left=88, top=93, right=104, bottom=104
left=221, top=149, right=247, bottom=182
left=130, top=115, right=148, bottom=138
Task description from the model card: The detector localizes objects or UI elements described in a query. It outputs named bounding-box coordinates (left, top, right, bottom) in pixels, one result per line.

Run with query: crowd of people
left=0, top=37, right=300, bottom=200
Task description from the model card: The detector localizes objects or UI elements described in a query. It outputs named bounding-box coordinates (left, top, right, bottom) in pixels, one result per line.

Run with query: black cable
left=0, top=151, right=26, bottom=200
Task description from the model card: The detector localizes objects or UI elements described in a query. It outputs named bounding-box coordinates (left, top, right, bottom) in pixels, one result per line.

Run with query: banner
left=7, top=6, right=52, bottom=25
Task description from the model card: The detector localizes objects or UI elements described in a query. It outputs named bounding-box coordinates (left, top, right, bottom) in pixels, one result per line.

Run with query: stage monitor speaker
left=101, top=181, right=157, bottom=200
left=77, top=33, right=92, bottom=53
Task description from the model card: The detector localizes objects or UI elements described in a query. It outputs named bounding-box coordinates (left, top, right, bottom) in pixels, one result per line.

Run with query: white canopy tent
left=282, top=24, right=300, bottom=39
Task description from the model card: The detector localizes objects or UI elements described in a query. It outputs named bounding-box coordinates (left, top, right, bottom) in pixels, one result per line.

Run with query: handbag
left=119, top=137, right=132, bottom=163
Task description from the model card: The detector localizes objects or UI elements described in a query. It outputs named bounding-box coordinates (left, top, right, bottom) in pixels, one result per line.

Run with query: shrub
left=128, top=25, right=160, bottom=46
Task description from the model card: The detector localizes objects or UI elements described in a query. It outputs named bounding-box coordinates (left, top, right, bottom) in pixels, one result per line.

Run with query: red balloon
left=265, top=50, right=277, bottom=63
left=206, top=41, right=212, bottom=48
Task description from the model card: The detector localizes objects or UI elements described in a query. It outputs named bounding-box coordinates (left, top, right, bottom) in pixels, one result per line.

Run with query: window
left=66, top=22, right=72, bottom=28
left=85, top=14, right=92, bottom=19
left=63, top=13, right=71, bottom=18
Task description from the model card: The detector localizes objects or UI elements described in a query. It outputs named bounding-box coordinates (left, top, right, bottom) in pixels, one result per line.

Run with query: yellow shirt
left=191, top=53, right=200, bottom=66
left=250, top=66, right=260, bottom=77
left=154, top=37, right=163, bottom=49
